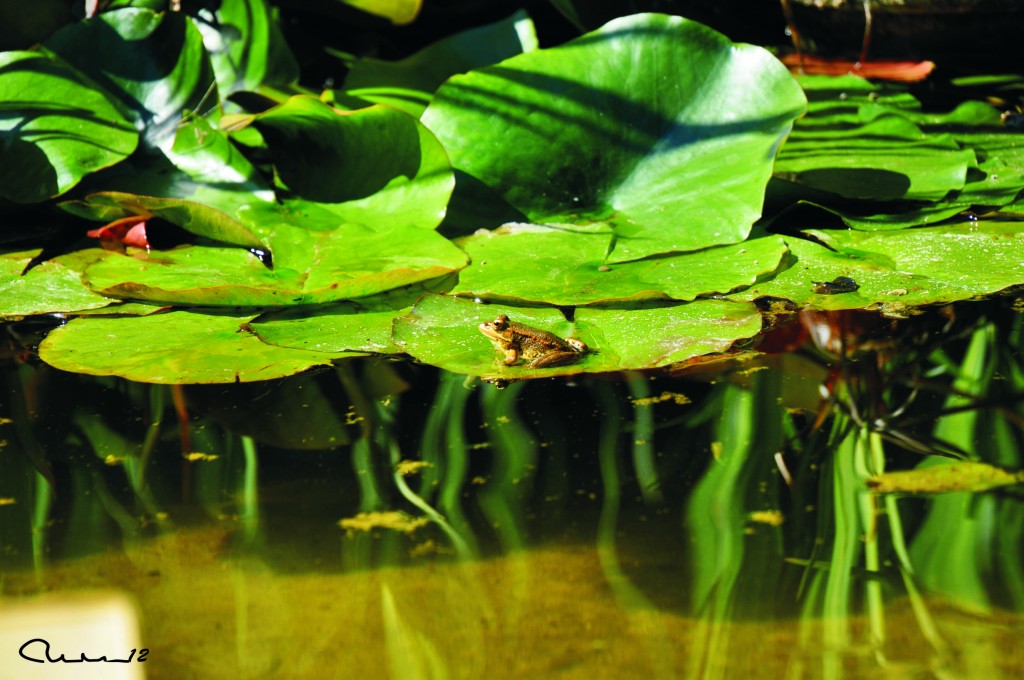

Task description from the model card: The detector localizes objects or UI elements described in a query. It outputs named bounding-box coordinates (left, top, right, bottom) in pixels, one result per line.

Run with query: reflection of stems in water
left=337, top=363, right=403, bottom=567
left=389, top=436, right=473, bottom=560
left=625, top=371, right=664, bottom=505
left=416, top=372, right=477, bottom=554
left=685, top=371, right=786, bottom=680
left=31, top=472, right=51, bottom=581
left=136, top=383, right=165, bottom=491
left=239, top=435, right=260, bottom=547
left=477, top=381, right=533, bottom=551
left=592, top=381, right=674, bottom=680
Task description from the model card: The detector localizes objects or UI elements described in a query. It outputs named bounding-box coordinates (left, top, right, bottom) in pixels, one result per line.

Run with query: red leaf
left=87, top=216, right=150, bottom=248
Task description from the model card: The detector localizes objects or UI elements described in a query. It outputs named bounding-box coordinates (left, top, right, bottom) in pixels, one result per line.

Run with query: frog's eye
left=566, top=338, right=588, bottom=353
left=493, top=314, right=510, bottom=330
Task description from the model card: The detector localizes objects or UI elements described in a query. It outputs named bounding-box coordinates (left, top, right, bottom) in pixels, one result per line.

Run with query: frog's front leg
left=528, top=351, right=582, bottom=368
left=503, top=348, right=520, bottom=365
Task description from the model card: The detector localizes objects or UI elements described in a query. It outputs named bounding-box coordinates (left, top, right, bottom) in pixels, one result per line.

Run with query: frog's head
left=478, top=315, right=513, bottom=344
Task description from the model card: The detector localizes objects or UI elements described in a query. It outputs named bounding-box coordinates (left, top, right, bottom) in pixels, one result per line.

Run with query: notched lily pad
left=79, top=222, right=467, bottom=306
left=38, top=310, right=350, bottom=384
left=453, top=223, right=789, bottom=305
left=250, top=289, right=429, bottom=354
left=392, top=294, right=764, bottom=379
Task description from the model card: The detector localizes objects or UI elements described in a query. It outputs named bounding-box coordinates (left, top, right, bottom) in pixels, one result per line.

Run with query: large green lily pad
left=421, top=13, right=806, bottom=261
left=0, top=51, right=138, bottom=204
left=732, top=220, right=1024, bottom=310
left=392, top=294, right=764, bottom=379
left=38, top=310, right=349, bottom=384
left=452, top=223, right=789, bottom=305
left=79, top=219, right=467, bottom=306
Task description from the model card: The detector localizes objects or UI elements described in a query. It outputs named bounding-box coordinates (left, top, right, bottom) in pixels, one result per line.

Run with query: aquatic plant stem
left=626, top=372, right=664, bottom=505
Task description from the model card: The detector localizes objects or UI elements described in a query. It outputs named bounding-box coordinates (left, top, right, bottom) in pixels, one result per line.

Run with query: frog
left=478, top=314, right=588, bottom=368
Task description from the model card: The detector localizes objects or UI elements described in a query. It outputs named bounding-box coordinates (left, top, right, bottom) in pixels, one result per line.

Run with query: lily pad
left=45, top=7, right=218, bottom=152
left=0, top=249, right=113, bottom=319
left=0, top=51, right=138, bottom=203
left=392, top=294, right=764, bottom=379
left=38, top=309, right=348, bottom=384
left=732, top=220, right=1024, bottom=310
left=421, top=13, right=806, bottom=261
left=453, top=223, right=788, bottom=305
left=248, top=98, right=454, bottom=231
left=79, top=220, right=467, bottom=306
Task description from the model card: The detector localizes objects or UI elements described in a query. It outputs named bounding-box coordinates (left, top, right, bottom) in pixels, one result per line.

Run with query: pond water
left=2, top=302, right=1024, bottom=679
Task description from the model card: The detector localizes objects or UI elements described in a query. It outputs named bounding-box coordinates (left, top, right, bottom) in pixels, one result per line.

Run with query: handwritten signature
left=19, top=638, right=149, bottom=664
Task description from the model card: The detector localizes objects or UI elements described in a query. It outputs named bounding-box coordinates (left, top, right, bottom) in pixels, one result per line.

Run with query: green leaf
left=0, top=51, right=138, bottom=203
left=341, top=10, right=537, bottom=117
left=421, top=13, right=806, bottom=261
left=452, top=223, right=788, bottom=305
left=248, top=98, right=454, bottom=230
left=195, top=0, right=299, bottom=95
left=38, top=310, right=347, bottom=384
left=0, top=249, right=113, bottom=319
left=392, top=294, right=764, bottom=378
left=731, top=220, right=1024, bottom=310
left=773, top=76, right=1024, bottom=230
left=45, top=8, right=218, bottom=152
left=249, top=290, right=424, bottom=354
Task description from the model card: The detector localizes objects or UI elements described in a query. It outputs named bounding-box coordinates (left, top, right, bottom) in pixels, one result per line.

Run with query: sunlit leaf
left=342, top=0, right=422, bottom=25
left=342, top=10, right=537, bottom=117
left=250, top=290, right=426, bottom=354
left=0, top=51, right=138, bottom=203
left=79, top=220, right=466, bottom=306
left=246, top=98, right=454, bottom=230
left=452, top=224, right=788, bottom=305
left=0, top=249, right=113, bottom=318
left=45, top=7, right=218, bottom=152
left=194, top=0, right=299, bottom=95
left=38, top=309, right=348, bottom=384
left=421, top=13, right=806, bottom=261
